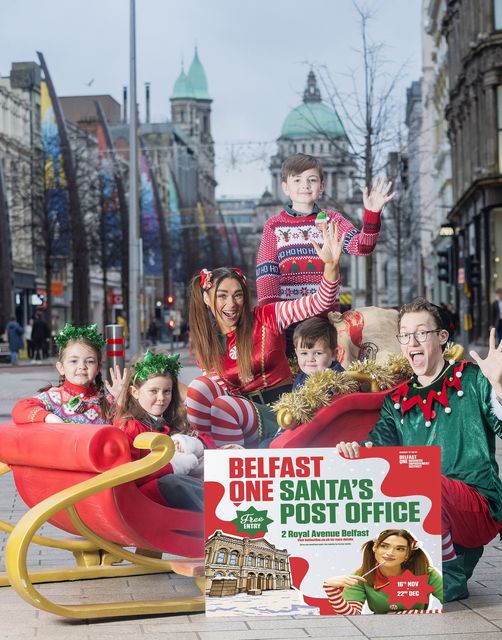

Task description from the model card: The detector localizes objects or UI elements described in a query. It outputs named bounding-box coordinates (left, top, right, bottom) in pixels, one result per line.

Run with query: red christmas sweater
left=114, top=416, right=215, bottom=486
left=12, top=380, right=107, bottom=424
left=256, top=207, right=381, bottom=305
left=206, top=275, right=340, bottom=394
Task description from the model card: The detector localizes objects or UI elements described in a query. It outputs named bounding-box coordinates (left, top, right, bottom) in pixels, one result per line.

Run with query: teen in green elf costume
left=337, top=297, right=502, bottom=602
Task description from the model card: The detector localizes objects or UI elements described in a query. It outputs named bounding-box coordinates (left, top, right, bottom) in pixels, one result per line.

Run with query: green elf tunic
left=367, top=360, right=502, bottom=521
left=342, top=566, right=443, bottom=613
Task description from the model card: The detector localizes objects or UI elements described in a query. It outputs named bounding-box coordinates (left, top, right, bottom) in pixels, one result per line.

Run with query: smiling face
left=204, top=276, right=244, bottom=334
left=399, top=311, right=449, bottom=383
left=373, top=534, right=410, bottom=572
left=131, top=374, right=173, bottom=417
left=295, top=339, right=336, bottom=375
left=56, top=341, right=100, bottom=387
left=282, top=168, right=324, bottom=213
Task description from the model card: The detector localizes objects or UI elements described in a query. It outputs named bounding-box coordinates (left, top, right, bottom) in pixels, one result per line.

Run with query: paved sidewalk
left=0, top=352, right=501, bottom=639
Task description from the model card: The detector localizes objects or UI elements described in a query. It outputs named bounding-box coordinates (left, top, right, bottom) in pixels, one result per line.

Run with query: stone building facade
left=442, top=0, right=502, bottom=339
left=421, top=0, right=455, bottom=305
left=0, top=62, right=42, bottom=330
left=205, top=530, right=291, bottom=594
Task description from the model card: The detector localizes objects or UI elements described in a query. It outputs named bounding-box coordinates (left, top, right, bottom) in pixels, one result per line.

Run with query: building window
left=495, top=0, right=502, bottom=29
left=498, top=86, right=502, bottom=172
left=229, top=551, right=238, bottom=565
left=247, top=554, right=254, bottom=566
left=257, top=556, right=263, bottom=567
left=216, top=550, right=226, bottom=564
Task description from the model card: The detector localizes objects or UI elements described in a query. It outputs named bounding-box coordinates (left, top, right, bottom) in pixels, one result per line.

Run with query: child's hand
left=311, top=221, right=346, bottom=266
left=170, top=452, right=199, bottom=474
left=106, top=365, right=129, bottom=401
left=363, top=176, right=395, bottom=212
left=220, top=443, right=245, bottom=450
left=171, top=433, right=204, bottom=457
left=45, top=414, right=65, bottom=423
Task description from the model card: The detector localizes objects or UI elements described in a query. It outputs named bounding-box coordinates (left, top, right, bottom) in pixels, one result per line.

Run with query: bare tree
left=310, top=2, right=406, bottom=304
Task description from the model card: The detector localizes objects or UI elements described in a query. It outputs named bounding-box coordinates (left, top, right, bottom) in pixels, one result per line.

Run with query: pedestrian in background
left=31, top=313, right=50, bottom=364
left=7, top=316, right=23, bottom=366
left=24, top=318, right=33, bottom=359
left=491, top=288, right=502, bottom=343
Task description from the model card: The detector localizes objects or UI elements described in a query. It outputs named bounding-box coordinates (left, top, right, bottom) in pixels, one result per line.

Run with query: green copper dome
left=187, top=49, right=210, bottom=100
left=171, top=68, right=192, bottom=99
left=280, top=101, right=346, bottom=139
left=171, top=50, right=211, bottom=101
left=280, top=70, right=346, bottom=139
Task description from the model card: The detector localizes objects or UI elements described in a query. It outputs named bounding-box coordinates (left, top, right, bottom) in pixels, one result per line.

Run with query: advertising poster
left=205, top=446, right=443, bottom=616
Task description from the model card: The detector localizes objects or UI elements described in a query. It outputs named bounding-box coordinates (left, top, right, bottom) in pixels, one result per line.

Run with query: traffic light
left=166, top=294, right=174, bottom=306
left=466, top=257, right=481, bottom=288
left=437, top=250, right=450, bottom=283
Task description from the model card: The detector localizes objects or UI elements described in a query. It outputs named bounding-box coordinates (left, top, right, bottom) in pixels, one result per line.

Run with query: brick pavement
left=0, top=353, right=501, bottom=639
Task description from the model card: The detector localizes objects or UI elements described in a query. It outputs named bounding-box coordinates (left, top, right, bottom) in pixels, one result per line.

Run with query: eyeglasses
left=396, top=329, right=442, bottom=345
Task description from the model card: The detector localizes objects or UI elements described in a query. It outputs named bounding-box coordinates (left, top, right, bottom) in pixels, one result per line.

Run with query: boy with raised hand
left=256, top=152, right=394, bottom=307
left=337, top=297, right=502, bottom=602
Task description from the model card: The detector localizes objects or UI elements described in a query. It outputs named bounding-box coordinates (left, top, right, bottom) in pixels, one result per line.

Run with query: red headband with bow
left=199, top=267, right=247, bottom=290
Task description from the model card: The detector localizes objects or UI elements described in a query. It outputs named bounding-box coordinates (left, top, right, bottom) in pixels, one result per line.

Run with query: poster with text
left=205, top=446, right=443, bottom=616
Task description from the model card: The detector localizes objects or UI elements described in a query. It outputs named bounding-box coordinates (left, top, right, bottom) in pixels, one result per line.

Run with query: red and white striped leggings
left=186, top=376, right=260, bottom=447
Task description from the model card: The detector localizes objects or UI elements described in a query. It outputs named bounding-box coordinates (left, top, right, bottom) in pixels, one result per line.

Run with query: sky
left=1, top=0, right=422, bottom=198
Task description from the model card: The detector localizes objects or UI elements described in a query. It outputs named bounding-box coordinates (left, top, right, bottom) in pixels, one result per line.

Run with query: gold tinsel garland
left=273, top=344, right=464, bottom=430
left=273, top=354, right=412, bottom=429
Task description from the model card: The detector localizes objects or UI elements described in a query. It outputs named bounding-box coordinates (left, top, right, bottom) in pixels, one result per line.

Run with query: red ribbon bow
left=232, top=267, right=246, bottom=282
left=199, top=268, right=213, bottom=290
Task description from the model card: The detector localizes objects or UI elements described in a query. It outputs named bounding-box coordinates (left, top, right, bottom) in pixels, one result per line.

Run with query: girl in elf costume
left=113, top=351, right=215, bottom=510
left=186, top=221, right=344, bottom=447
left=323, top=529, right=443, bottom=614
left=12, top=323, right=122, bottom=424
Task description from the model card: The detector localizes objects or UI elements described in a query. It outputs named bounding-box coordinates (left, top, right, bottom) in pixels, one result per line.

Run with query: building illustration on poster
left=205, top=530, right=291, bottom=596
left=204, top=446, right=444, bottom=617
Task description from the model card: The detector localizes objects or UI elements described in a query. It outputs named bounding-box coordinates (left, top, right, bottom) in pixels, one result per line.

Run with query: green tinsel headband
left=54, top=323, right=105, bottom=351
left=132, top=351, right=182, bottom=384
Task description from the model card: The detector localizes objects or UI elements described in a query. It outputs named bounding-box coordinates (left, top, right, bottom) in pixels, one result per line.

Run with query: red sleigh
left=0, top=385, right=386, bottom=619
left=271, top=389, right=388, bottom=448
left=0, top=422, right=205, bottom=618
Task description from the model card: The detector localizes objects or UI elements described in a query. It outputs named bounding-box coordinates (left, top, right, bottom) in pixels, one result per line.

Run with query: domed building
left=170, top=48, right=215, bottom=206
left=269, top=70, right=360, bottom=214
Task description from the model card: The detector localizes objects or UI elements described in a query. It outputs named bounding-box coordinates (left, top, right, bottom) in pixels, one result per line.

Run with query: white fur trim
left=170, top=452, right=199, bottom=474
left=171, top=433, right=204, bottom=457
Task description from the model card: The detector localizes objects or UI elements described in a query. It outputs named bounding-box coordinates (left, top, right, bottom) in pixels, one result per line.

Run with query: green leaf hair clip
left=132, top=351, right=182, bottom=384
left=54, top=323, right=105, bottom=351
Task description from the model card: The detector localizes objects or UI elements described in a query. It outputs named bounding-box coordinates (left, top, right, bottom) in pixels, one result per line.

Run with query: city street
left=0, top=352, right=501, bottom=639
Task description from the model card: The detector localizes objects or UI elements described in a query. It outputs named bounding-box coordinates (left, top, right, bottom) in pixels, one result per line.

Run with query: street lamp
left=128, top=0, right=141, bottom=356
left=439, top=222, right=455, bottom=237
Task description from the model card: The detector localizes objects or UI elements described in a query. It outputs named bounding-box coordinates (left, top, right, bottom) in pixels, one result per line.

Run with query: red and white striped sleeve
left=273, top=275, right=340, bottom=332
left=393, top=609, right=442, bottom=614
left=322, top=584, right=364, bottom=615
left=330, top=209, right=381, bottom=257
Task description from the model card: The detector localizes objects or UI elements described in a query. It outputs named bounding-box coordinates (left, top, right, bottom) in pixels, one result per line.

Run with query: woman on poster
left=323, top=529, right=443, bottom=614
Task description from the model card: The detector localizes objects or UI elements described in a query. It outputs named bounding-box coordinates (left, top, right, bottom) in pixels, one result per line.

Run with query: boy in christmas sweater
left=256, top=153, right=395, bottom=306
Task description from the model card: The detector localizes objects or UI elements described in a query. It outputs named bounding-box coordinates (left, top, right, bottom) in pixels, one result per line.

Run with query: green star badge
left=231, top=506, right=273, bottom=535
